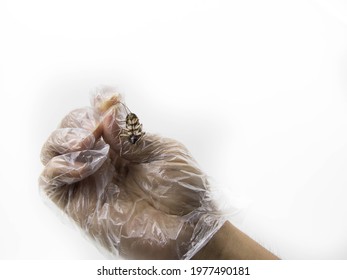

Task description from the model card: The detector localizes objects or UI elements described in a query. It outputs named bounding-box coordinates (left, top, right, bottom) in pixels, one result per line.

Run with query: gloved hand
left=39, top=89, right=225, bottom=259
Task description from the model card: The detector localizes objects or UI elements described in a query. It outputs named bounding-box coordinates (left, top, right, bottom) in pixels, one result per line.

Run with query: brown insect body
left=120, top=112, right=145, bottom=144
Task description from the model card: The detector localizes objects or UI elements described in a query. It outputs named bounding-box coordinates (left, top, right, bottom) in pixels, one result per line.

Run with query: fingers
left=41, top=106, right=104, bottom=165
left=40, top=144, right=109, bottom=188
left=90, top=87, right=123, bottom=115
left=40, top=128, right=96, bottom=165
left=101, top=105, right=128, bottom=152
left=40, top=98, right=114, bottom=197
left=60, top=107, right=100, bottom=131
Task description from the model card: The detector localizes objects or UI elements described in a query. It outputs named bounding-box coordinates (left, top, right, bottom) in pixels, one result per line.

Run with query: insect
left=118, top=102, right=145, bottom=144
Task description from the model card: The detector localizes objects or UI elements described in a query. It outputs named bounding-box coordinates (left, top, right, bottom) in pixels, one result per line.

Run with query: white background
left=0, top=0, right=347, bottom=259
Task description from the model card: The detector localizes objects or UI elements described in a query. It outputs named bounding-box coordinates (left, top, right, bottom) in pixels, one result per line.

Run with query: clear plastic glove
left=39, top=89, right=226, bottom=259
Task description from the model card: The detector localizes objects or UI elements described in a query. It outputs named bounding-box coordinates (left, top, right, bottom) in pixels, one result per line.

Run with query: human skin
left=40, top=92, right=279, bottom=260
left=192, top=221, right=279, bottom=260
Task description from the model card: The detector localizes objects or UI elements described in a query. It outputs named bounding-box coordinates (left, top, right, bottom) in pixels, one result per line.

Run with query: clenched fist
left=39, top=88, right=225, bottom=259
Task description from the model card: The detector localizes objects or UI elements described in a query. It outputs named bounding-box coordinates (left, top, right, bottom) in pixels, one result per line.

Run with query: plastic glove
left=39, top=88, right=226, bottom=259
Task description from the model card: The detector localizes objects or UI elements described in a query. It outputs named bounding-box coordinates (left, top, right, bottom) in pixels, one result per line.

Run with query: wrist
left=192, top=221, right=279, bottom=260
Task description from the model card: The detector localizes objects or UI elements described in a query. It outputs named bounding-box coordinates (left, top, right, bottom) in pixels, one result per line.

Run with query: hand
left=39, top=89, right=224, bottom=259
